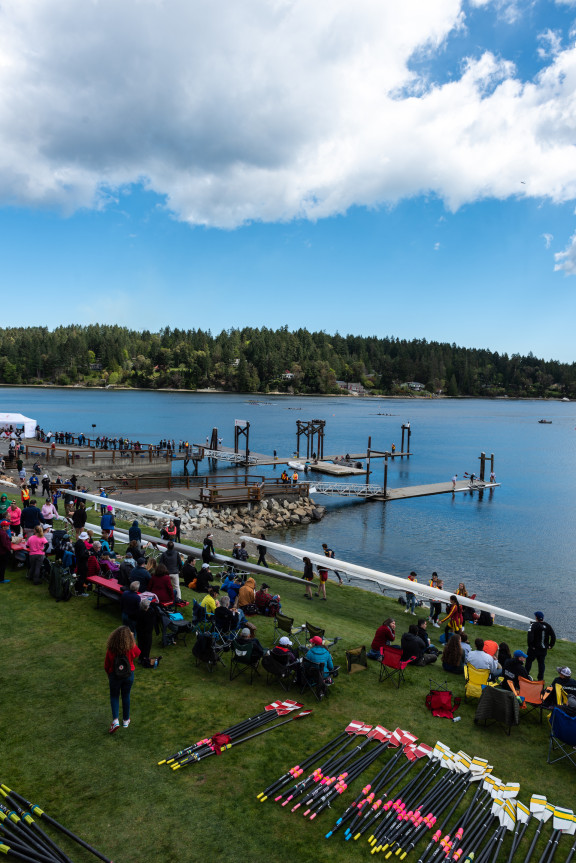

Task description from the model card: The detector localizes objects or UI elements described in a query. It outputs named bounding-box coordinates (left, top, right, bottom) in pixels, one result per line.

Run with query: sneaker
left=432, top=622, right=440, bottom=628
left=109, top=720, right=120, bottom=734
left=404, top=609, right=409, bottom=614
left=122, top=719, right=131, bottom=728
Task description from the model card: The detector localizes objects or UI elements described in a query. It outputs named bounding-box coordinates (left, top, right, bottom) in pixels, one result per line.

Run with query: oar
left=0, top=788, right=113, bottom=863
left=172, top=710, right=313, bottom=767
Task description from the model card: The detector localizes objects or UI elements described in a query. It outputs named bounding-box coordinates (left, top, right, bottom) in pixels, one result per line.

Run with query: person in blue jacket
left=305, top=635, right=334, bottom=679
left=128, top=520, right=142, bottom=543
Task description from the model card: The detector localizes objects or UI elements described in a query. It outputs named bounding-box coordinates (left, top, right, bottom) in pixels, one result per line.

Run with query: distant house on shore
left=403, top=381, right=425, bottom=391
left=281, top=371, right=295, bottom=380
left=336, top=380, right=366, bottom=394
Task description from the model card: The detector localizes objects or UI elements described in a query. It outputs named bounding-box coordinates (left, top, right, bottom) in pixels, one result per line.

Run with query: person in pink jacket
left=26, top=525, right=48, bottom=585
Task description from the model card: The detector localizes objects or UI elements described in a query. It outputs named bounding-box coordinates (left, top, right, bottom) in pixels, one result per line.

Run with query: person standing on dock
left=526, top=611, right=556, bottom=680
left=451, top=474, right=457, bottom=490
left=321, top=543, right=343, bottom=585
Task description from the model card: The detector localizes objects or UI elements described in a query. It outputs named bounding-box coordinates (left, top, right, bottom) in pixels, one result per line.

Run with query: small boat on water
left=538, top=419, right=553, bottom=424
left=288, top=460, right=306, bottom=471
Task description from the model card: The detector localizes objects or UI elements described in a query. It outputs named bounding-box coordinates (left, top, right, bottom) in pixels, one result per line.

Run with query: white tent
left=0, top=412, right=37, bottom=438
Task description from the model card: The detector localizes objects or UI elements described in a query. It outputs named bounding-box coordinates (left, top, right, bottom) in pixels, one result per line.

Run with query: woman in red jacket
left=148, top=562, right=175, bottom=605
left=104, top=626, right=140, bottom=733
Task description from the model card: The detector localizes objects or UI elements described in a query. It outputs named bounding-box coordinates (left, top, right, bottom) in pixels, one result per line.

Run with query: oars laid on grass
left=0, top=787, right=113, bottom=863
left=172, top=710, right=313, bottom=768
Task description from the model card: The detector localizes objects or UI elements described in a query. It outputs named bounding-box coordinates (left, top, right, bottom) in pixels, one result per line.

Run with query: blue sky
left=1, top=0, right=576, bottom=362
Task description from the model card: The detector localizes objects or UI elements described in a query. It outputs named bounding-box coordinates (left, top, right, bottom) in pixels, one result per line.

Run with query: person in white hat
left=272, top=636, right=298, bottom=665
left=543, top=665, right=576, bottom=706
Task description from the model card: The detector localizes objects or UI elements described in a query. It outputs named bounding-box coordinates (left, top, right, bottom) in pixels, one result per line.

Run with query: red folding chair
left=378, top=645, right=415, bottom=687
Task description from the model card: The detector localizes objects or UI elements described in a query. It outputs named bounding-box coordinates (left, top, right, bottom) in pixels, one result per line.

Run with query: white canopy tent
left=0, top=412, right=37, bottom=438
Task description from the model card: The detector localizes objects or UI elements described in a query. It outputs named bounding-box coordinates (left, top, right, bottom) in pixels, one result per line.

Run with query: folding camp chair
left=272, top=613, right=307, bottom=649
left=464, top=664, right=490, bottom=701
left=261, top=653, right=300, bottom=691
left=192, top=632, right=227, bottom=673
left=346, top=646, right=367, bottom=674
left=508, top=678, right=546, bottom=723
left=229, top=639, right=261, bottom=684
left=191, top=599, right=213, bottom=634
left=474, top=686, right=520, bottom=736
left=547, top=707, right=576, bottom=766
left=305, top=621, right=341, bottom=650
left=378, top=645, right=415, bottom=688
left=300, top=658, right=330, bottom=701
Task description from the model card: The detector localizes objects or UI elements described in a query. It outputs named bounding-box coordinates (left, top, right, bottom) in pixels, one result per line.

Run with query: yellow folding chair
left=464, top=664, right=490, bottom=700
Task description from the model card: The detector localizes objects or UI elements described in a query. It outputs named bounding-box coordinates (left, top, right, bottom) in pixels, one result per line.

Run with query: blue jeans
left=406, top=594, right=416, bottom=613
left=108, top=672, right=134, bottom=721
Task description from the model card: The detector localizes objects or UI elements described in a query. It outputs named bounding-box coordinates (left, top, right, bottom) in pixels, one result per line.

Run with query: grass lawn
left=2, top=518, right=575, bottom=863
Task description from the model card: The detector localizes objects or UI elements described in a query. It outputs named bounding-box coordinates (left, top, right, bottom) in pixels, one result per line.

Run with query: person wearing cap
left=222, top=570, right=242, bottom=604
left=305, top=635, right=334, bottom=679
left=255, top=582, right=281, bottom=616
left=501, top=650, right=532, bottom=690
left=272, top=636, right=298, bottom=665
left=201, top=585, right=220, bottom=615
left=235, top=626, right=266, bottom=660
left=202, top=533, right=215, bottom=564
left=543, top=666, right=576, bottom=707
left=0, top=519, right=12, bottom=584
left=73, top=530, right=91, bottom=596
left=195, top=562, right=213, bottom=594
left=526, top=611, right=556, bottom=680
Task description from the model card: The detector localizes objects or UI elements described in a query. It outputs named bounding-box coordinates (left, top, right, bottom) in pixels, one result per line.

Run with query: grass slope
left=2, top=520, right=575, bottom=863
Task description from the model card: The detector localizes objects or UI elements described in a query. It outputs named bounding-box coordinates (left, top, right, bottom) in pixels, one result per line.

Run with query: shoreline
left=0, top=382, right=570, bottom=401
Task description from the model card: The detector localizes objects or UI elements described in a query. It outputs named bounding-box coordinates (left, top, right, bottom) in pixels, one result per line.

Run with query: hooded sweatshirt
left=0, top=496, right=9, bottom=519
left=237, top=577, right=256, bottom=607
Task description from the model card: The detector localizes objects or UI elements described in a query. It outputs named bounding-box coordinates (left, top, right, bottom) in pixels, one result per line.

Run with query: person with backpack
left=104, top=625, right=141, bottom=733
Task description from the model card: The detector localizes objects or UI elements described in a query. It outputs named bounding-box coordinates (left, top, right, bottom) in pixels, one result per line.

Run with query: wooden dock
left=373, top=480, right=500, bottom=501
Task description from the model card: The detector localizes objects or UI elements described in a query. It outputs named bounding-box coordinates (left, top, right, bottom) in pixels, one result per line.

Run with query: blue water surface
left=1, top=388, right=574, bottom=640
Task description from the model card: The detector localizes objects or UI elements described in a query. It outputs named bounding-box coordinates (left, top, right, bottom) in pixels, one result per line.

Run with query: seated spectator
left=467, top=638, right=502, bottom=679
left=160, top=520, right=177, bottom=541
left=148, top=562, right=174, bottom=605
left=214, top=595, right=240, bottom=634
left=483, top=639, right=499, bottom=658
left=100, top=553, right=119, bottom=576
left=442, top=632, right=464, bottom=674
left=101, top=528, right=115, bottom=553
left=460, top=632, right=471, bottom=662
left=367, top=618, right=396, bottom=659
left=501, top=650, right=531, bottom=691
left=118, top=552, right=136, bottom=587
left=272, top=636, right=298, bottom=665
left=222, top=572, right=242, bottom=605
left=130, top=558, right=151, bottom=593
left=120, top=582, right=141, bottom=633
left=237, top=576, right=256, bottom=610
left=255, top=583, right=281, bottom=616
left=181, top=556, right=197, bottom=588
left=235, top=626, right=266, bottom=660
left=195, top=563, right=213, bottom=593
left=417, top=618, right=439, bottom=656
left=497, top=642, right=512, bottom=669
left=128, top=538, right=145, bottom=561
left=305, top=635, right=334, bottom=679
left=201, top=585, right=220, bottom=614
left=86, top=548, right=102, bottom=580
left=543, top=665, right=576, bottom=706
left=401, top=624, right=437, bottom=666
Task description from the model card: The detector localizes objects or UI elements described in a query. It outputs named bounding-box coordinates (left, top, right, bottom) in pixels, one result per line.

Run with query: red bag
left=425, top=690, right=461, bottom=719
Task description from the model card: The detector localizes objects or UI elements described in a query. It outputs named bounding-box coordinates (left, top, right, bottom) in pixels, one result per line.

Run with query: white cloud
left=434, top=242, right=441, bottom=250
left=555, top=234, right=576, bottom=274
left=543, top=232, right=553, bottom=249
left=537, top=29, right=563, bottom=59
left=0, top=0, right=576, bottom=227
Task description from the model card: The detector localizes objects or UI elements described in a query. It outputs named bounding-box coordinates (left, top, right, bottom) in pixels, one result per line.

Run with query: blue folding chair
left=547, top=707, right=576, bottom=767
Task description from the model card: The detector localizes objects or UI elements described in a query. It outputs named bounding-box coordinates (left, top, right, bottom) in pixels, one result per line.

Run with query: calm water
left=2, top=387, right=575, bottom=639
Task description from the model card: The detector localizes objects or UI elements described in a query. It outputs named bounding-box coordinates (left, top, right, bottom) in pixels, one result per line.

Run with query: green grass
left=2, top=520, right=575, bottom=863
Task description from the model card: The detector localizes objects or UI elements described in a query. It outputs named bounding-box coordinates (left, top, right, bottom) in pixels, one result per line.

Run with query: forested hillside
left=0, top=325, right=574, bottom=397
